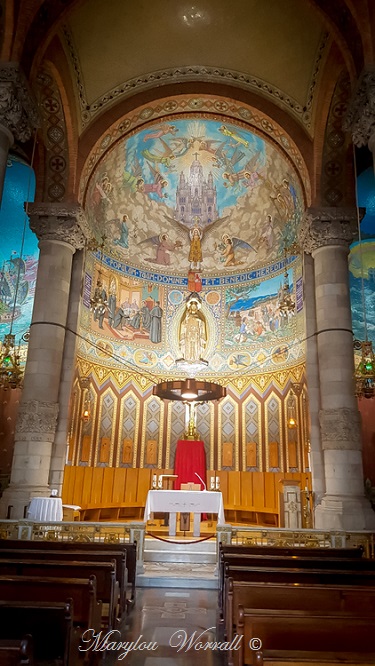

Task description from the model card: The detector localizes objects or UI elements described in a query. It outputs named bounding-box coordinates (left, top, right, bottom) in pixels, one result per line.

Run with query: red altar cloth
left=174, top=439, right=207, bottom=490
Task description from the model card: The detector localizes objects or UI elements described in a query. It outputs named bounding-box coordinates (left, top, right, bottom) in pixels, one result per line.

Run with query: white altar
left=144, top=489, right=225, bottom=536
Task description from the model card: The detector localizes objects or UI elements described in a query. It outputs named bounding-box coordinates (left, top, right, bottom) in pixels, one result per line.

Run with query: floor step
left=137, top=562, right=218, bottom=589
left=144, top=549, right=216, bottom=563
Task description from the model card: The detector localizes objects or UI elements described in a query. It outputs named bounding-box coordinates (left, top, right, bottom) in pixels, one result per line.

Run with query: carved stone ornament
left=15, top=400, right=59, bottom=439
left=344, top=67, right=375, bottom=147
left=0, top=63, right=39, bottom=142
left=298, top=207, right=363, bottom=254
left=320, top=407, right=362, bottom=451
left=28, top=202, right=91, bottom=250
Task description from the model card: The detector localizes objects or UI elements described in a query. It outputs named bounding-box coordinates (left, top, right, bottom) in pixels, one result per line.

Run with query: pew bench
left=0, top=559, right=119, bottom=629
left=225, top=578, right=375, bottom=643
left=0, top=576, right=102, bottom=637
left=0, top=601, right=72, bottom=666
left=223, top=566, right=375, bottom=641
left=234, top=607, right=375, bottom=666
left=0, top=636, right=33, bottom=666
left=0, top=539, right=137, bottom=607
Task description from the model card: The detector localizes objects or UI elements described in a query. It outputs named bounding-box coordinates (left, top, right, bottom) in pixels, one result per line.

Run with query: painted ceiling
left=64, top=0, right=326, bottom=132
left=85, top=116, right=304, bottom=277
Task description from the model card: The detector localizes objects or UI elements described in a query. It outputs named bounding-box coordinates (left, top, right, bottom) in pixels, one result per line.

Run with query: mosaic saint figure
left=188, top=225, right=203, bottom=270
left=179, top=296, right=207, bottom=362
left=149, top=301, right=163, bottom=343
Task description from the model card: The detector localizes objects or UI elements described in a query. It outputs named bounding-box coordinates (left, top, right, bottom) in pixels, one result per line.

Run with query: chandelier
left=278, top=249, right=295, bottom=318
left=0, top=333, right=23, bottom=389
left=153, top=378, right=226, bottom=402
left=355, top=340, right=375, bottom=399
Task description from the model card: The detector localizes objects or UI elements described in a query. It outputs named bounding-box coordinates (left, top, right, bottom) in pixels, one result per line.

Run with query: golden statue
left=179, top=296, right=207, bottom=363
left=188, top=224, right=203, bottom=270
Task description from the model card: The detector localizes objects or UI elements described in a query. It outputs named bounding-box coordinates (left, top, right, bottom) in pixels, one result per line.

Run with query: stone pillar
left=49, top=249, right=85, bottom=494
left=303, top=253, right=325, bottom=505
left=0, top=203, right=89, bottom=519
left=0, top=63, right=39, bottom=202
left=299, top=208, right=375, bottom=530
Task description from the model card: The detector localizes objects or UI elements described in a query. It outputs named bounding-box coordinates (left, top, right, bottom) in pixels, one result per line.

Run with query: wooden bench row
left=0, top=539, right=137, bottom=665
left=218, top=543, right=375, bottom=666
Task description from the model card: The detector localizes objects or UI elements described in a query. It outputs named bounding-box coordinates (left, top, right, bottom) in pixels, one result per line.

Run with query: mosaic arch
left=80, top=110, right=306, bottom=378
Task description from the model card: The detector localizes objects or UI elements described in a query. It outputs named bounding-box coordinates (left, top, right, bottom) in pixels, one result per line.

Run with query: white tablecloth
left=27, top=497, right=63, bottom=522
left=144, top=490, right=225, bottom=525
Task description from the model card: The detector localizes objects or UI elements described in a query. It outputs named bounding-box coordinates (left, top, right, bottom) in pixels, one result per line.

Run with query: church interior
left=1, top=0, right=375, bottom=663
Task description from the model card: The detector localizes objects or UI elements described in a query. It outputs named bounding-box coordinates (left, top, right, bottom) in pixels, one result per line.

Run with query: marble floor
left=100, top=588, right=227, bottom=665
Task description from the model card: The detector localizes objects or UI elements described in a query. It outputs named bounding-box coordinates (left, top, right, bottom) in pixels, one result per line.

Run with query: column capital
left=0, top=63, right=39, bottom=142
left=344, top=66, right=375, bottom=147
left=15, top=399, right=59, bottom=443
left=298, top=207, right=363, bottom=254
left=28, top=202, right=91, bottom=250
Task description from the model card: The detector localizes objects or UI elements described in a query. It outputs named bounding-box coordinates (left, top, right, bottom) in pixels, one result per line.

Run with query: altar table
left=144, top=489, right=225, bottom=536
left=27, top=497, right=63, bottom=522
left=174, top=439, right=206, bottom=489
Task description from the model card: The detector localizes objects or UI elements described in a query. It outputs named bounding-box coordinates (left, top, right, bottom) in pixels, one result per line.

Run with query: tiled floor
left=101, top=588, right=227, bottom=665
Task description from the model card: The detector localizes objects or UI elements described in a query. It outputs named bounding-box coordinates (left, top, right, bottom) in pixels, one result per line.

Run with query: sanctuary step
left=138, top=537, right=218, bottom=589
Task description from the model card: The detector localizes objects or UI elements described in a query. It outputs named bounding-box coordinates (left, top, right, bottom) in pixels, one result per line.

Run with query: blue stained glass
left=0, top=156, right=37, bottom=347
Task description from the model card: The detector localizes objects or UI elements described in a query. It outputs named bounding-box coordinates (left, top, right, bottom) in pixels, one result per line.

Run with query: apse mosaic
left=80, top=252, right=304, bottom=377
left=85, top=117, right=304, bottom=276
left=0, top=157, right=37, bottom=351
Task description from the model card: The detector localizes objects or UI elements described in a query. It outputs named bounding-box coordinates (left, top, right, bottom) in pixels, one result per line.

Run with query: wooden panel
left=222, top=442, right=233, bottom=467
left=122, top=439, right=133, bottom=464
left=216, top=471, right=228, bottom=504
left=252, top=472, right=265, bottom=509
left=102, top=467, right=115, bottom=504
left=246, top=442, right=257, bottom=468
left=99, top=437, right=111, bottom=463
left=264, top=472, right=276, bottom=509
left=61, top=465, right=72, bottom=504
left=240, top=472, right=253, bottom=507
left=91, top=467, right=104, bottom=504
left=228, top=471, right=241, bottom=507
left=80, top=435, right=91, bottom=463
left=137, top=468, right=152, bottom=504
left=81, top=467, right=94, bottom=506
left=71, top=465, right=86, bottom=507
left=146, top=440, right=157, bottom=465
left=112, top=468, right=127, bottom=504
left=124, top=468, right=138, bottom=504
left=269, top=441, right=279, bottom=468
left=288, top=441, right=298, bottom=468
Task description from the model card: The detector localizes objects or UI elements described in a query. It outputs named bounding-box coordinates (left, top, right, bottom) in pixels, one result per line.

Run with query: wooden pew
left=219, top=543, right=364, bottom=558
left=235, top=606, right=375, bottom=666
left=0, top=576, right=102, bottom=638
left=226, top=577, right=375, bottom=644
left=223, top=566, right=375, bottom=642
left=0, top=559, right=119, bottom=629
left=0, top=636, right=33, bottom=666
left=219, top=552, right=375, bottom=613
left=0, top=539, right=136, bottom=607
left=0, top=601, right=72, bottom=666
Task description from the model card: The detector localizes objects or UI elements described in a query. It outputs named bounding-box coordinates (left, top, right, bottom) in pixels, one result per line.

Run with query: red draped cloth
left=174, top=439, right=207, bottom=490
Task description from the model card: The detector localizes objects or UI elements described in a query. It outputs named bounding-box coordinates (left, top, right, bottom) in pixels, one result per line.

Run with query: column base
left=0, top=485, right=51, bottom=519
left=314, top=494, right=375, bottom=530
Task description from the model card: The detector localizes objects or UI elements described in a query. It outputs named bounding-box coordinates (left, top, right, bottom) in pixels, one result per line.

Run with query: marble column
left=303, top=253, right=325, bottom=505
left=49, top=249, right=85, bottom=494
left=0, top=203, right=90, bottom=519
left=0, top=63, right=39, bottom=203
left=299, top=208, right=375, bottom=530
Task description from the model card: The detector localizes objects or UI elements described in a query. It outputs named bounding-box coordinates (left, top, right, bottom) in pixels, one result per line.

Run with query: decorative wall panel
left=265, top=394, right=282, bottom=472
left=117, top=391, right=140, bottom=467
left=242, top=395, right=262, bottom=471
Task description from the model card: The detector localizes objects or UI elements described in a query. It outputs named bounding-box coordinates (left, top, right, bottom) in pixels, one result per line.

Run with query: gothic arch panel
left=242, top=394, right=262, bottom=472
left=264, top=393, right=283, bottom=472
left=116, top=390, right=140, bottom=468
